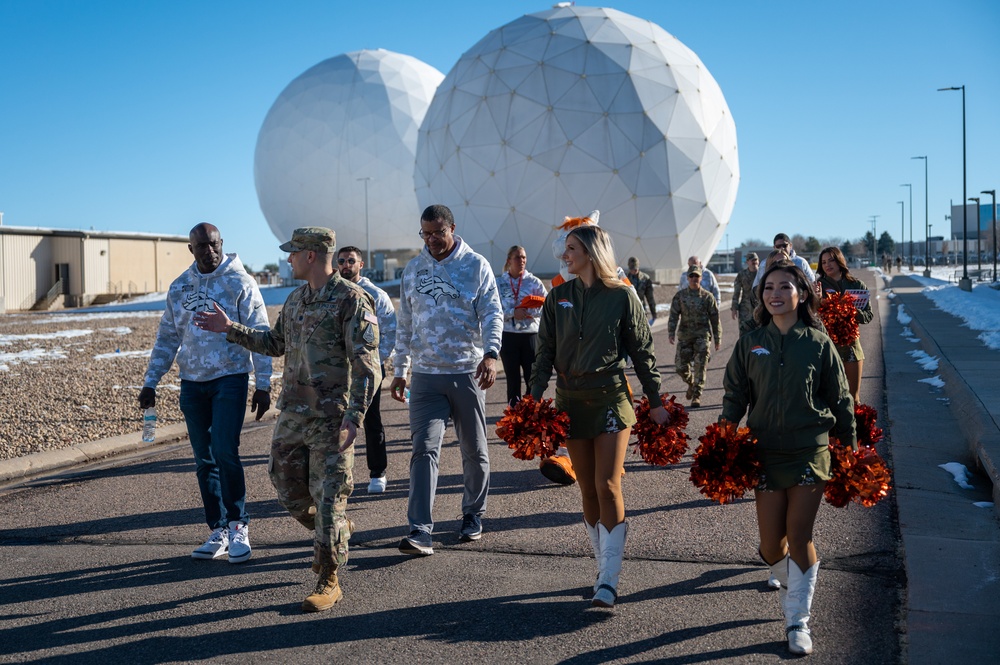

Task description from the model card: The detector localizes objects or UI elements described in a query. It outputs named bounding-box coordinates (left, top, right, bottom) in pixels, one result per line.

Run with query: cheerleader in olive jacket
left=530, top=223, right=667, bottom=610
left=816, top=245, right=873, bottom=405
left=720, top=259, right=856, bottom=656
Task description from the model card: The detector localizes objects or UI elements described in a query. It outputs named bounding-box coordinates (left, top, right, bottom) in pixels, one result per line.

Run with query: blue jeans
left=179, top=373, right=250, bottom=529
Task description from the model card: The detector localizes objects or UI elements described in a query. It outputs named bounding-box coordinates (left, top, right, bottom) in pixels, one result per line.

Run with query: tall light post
left=869, top=215, right=879, bottom=266
left=900, top=183, right=912, bottom=269
left=913, top=156, right=930, bottom=276
left=357, top=176, right=373, bottom=272
left=725, top=233, right=730, bottom=272
left=969, top=197, right=981, bottom=278
left=938, top=85, right=970, bottom=291
left=897, top=201, right=905, bottom=267
left=983, top=189, right=997, bottom=282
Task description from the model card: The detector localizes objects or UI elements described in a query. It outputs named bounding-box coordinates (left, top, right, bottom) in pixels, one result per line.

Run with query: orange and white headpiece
left=552, top=210, right=599, bottom=285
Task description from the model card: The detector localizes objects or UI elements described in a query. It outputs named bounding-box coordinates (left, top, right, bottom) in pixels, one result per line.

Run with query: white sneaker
left=192, top=526, right=229, bottom=560
left=228, top=521, right=251, bottom=564
left=368, top=475, right=387, bottom=493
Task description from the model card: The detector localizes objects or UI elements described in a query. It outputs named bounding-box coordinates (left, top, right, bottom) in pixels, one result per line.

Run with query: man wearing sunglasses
left=753, top=233, right=815, bottom=288
left=337, top=246, right=396, bottom=495
left=677, top=255, right=721, bottom=305
left=390, top=204, right=503, bottom=556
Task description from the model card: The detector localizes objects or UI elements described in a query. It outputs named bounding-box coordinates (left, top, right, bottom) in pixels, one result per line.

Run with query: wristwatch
left=484, top=350, right=498, bottom=360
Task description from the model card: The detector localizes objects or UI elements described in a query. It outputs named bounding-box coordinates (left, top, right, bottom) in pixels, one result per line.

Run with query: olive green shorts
left=756, top=445, right=831, bottom=491
left=555, top=382, right=636, bottom=440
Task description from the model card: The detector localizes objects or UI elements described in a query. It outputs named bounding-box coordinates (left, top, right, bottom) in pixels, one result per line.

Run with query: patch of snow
left=939, top=462, right=974, bottom=489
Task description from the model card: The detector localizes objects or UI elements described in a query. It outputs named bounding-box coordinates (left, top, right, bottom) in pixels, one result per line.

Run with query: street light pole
left=898, top=201, right=905, bottom=268
left=938, top=85, right=970, bottom=291
left=870, top=215, right=879, bottom=266
left=357, top=176, right=373, bottom=272
left=983, top=189, right=997, bottom=282
left=969, top=197, right=981, bottom=278
left=900, top=183, right=912, bottom=269
left=913, top=156, right=930, bottom=276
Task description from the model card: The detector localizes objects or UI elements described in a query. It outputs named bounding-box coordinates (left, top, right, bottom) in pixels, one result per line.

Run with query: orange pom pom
left=689, top=420, right=761, bottom=504
left=631, top=394, right=690, bottom=466
left=825, top=438, right=892, bottom=508
left=495, top=395, right=570, bottom=461
left=819, top=292, right=860, bottom=346
left=854, top=403, right=883, bottom=447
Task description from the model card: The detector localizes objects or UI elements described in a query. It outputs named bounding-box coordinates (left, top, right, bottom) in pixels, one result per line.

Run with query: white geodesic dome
left=414, top=6, right=739, bottom=274
left=255, top=49, right=444, bottom=253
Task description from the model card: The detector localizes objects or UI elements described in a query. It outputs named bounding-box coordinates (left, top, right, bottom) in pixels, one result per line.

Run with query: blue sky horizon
left=1, top=0, right=998, bottom=271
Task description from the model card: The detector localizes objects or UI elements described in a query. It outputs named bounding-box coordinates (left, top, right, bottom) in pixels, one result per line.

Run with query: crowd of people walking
left=144, top=213, right=867, bottom=656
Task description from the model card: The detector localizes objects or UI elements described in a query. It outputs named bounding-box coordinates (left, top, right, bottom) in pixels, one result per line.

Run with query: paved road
left=0, top=271, right=904, bottom=663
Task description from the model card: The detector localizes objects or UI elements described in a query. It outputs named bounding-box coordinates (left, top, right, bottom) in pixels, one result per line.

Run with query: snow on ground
left=939, top=462, right=975, bottom=489
left=906, top=349, right=939, bottom=371
left=918, top=375, right=945, bottom=389
left=0, top=329, right=93, bottom=344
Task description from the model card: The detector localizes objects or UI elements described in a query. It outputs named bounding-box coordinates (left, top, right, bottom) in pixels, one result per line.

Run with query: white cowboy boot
left=784, top=559, right=819, bottom=655
left=584, top=521, right=601, bottom=595
left=592, top=522, right=627, bottom=608
left=762, top=550, right=788, bottom=601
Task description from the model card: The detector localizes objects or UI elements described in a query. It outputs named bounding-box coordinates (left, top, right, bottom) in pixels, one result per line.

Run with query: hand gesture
left=193, top=302, right=233, bottom=333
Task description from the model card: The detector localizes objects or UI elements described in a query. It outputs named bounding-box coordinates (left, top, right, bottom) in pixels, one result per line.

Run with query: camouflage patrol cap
left=627, top=256, right=639, bottom=268
left=687, top=265, right=703, bottom=277
left=279, top=227, right=336, bottom=253
left=746, top=252, right=759, bottom=261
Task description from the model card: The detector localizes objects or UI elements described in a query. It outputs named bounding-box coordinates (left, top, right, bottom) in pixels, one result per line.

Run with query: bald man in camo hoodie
left=140, top=222, right=272, bottom=564
left=389, top=204, right=504, bottom=557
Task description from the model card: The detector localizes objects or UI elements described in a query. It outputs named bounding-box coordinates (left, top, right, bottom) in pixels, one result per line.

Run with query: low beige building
left=0, top=226, right=191, bottom=312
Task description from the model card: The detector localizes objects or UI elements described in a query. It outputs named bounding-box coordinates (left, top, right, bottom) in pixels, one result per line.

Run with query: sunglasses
left=337, top=258, right=358, bottom=265
left=418, top=229, right=451, bottom=239
left=775, top=243, right=790, bottom=250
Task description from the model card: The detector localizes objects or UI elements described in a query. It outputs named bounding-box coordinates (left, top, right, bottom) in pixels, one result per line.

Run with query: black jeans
left=363, top=387, right=387, bottom=478
left=500, top=331, right=537, bottom=405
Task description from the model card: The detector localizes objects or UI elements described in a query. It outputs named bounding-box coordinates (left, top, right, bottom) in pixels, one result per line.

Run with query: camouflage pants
left=737, top=314, right=760, bottom=337
left=675, top=336, right=711, bottom=399
left=270, top=411, right=354, bottom=568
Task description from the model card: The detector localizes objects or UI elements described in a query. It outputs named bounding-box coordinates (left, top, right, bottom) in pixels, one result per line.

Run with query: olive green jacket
left=530, top=278, right=661, bottom=404
left=721, top=320, right=856, bottom=451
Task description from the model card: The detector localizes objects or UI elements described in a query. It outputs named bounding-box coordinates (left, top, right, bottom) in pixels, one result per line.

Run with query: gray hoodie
left=144, top=253, right=272, bottom=389
left=394, top=236, right=503, bottom=376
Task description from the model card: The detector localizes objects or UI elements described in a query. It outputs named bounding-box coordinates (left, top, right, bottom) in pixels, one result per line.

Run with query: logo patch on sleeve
left=363, top=325, right=376, bottom=345
left=364, top=312, right=378, bottom=325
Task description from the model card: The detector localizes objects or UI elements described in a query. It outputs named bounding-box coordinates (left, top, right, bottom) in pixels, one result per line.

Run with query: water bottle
left=404, top=388, right=410, bottom=403
left=142, top=407, right=157, bottom=443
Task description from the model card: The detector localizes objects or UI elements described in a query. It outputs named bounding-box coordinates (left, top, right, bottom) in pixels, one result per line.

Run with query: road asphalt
left=0, top=269, right=997, bottom=664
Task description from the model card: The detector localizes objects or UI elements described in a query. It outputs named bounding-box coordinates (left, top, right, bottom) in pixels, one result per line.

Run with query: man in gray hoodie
left=139, top=222, right=272, bottom=564
left=390, top=204, right=504, bottom=556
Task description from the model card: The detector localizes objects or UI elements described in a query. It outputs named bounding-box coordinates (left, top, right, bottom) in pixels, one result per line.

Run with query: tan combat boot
left=302, top=562, right=342, bottom=612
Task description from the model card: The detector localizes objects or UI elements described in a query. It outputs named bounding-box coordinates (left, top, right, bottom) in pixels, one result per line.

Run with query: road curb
left=0, top=412, right=277, bottom=485
left=892, top=285, right=1000, bottom=512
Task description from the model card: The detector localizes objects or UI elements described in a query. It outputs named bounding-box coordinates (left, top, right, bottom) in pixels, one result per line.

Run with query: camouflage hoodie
left=144, top=253, right=271, bottom=389
left=395, top=236, right=503, bottom=376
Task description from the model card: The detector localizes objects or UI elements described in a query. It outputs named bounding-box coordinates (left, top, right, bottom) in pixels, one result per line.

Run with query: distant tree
left=263, top=263, right=280, bottom=272
left=840, top=240, right=854, bottom=259
left=739, top=238, right=768, bottom=248
left=791, top=234, right=807, bottom=252
left=243, top=264, right=254, bottom=273
left=877, top=231, right=895, bottom=257
left=804, top=236, right=821, bottom=253
left=862, top=231, right=876, bottom=258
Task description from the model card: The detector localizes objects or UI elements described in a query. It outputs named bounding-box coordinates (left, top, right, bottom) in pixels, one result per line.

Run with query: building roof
left=0, top=225, right=188, bottom=242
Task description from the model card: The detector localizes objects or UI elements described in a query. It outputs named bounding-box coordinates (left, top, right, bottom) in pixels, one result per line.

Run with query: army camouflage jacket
left=731, top=268, right=759, bottom=319
left=667, top=287, right=722, bottom=342
left=227, top=271, right=381, bottom=426
left=395, top=236, right=503, bottom=376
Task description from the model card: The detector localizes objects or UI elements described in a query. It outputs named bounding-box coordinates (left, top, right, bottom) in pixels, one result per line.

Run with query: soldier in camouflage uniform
left=667, top=265, right=722, bottom=407
left=626, top=256, right=657, bottom=321
left=731, top=252, right=760, bottom=337
left=194, top=227, right=381, bottom=613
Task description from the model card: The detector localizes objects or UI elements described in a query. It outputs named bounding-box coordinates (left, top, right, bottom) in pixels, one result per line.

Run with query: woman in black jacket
left=816, top=246, right=873, bottom=405
left=721, top=260, right=856, bottom=656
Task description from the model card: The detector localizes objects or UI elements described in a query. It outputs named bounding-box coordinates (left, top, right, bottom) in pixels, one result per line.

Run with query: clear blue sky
left=1, top=0, right=997, bottom=271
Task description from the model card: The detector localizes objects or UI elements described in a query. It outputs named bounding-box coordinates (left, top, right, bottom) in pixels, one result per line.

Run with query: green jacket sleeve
left=622, top=288, right=661, bottom=403
left=343, top=293, right=382, bottom=426
left=227, top=307, right=286, bottom=357
left=820, top=338, right=857, bottom=449
left=720, top=338, right=749, bottom=424
left=529, top=294, right=556, bottom=400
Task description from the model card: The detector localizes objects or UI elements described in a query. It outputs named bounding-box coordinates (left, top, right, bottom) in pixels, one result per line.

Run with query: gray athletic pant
left=407, top=372, right=490, bottom=534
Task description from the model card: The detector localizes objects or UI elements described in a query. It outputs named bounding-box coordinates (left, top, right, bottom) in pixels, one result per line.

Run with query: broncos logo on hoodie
left=415, top=273, right=460, bottom=303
